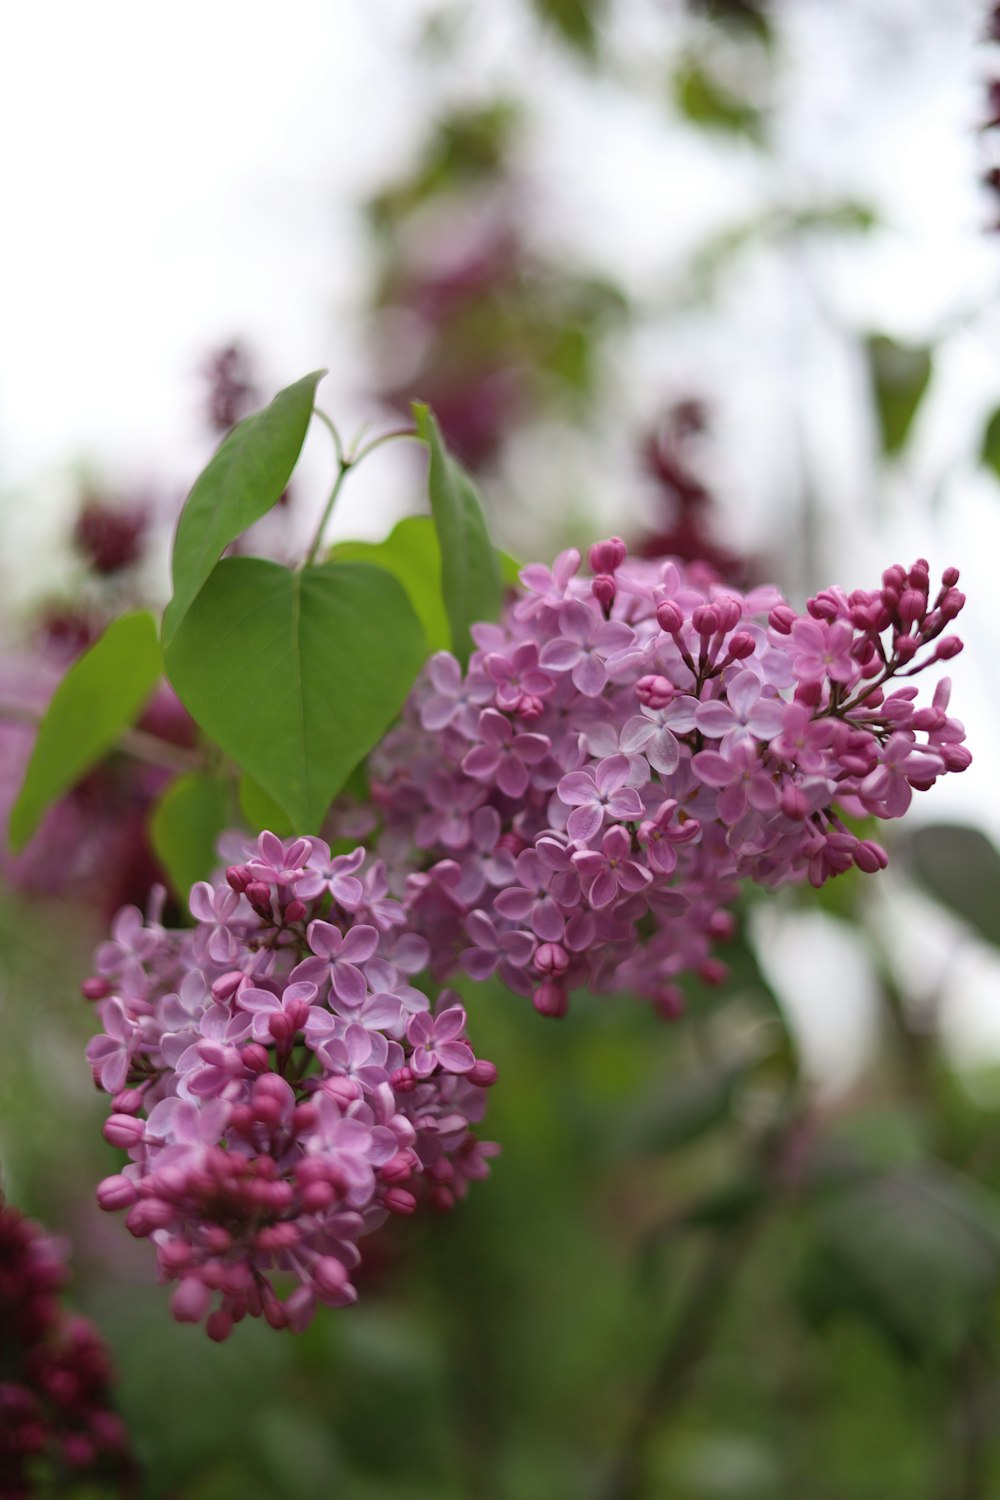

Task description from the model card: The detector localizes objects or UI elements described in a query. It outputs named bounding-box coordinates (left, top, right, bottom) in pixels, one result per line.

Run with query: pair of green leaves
left=10, top=375, right=505, bottom=891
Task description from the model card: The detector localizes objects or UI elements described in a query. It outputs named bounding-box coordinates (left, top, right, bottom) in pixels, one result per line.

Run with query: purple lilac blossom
left=364, top=544, right=969, bottom=1020
left=0, top=1196, right=137, bottom=1496
left=85, top=834, right=498, bottom=1341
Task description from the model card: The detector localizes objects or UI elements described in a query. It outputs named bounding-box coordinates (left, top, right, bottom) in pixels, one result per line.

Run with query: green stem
left=302, top=414, right=418, bottom=568
left=602, top=1221, right=759, bottom=1500
left=303, top=458, right=352, bottom=568
left=0, top=700, right=203, bottom=776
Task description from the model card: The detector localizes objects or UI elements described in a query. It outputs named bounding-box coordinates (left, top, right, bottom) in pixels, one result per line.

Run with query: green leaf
left=8, top=611, right=162, bottom=852
left=802, top=1166, right=1000, bottom=1358
left=530, top=0, right=602, bottom=56
left=615, top=1062, right=740, bottom=1156
left=498, top=549, right=522, bottom=588
left=150, top=773, right=231, bottom=900
left=162, top=371, right=325, bottom=646
left=866, top=335, right=932, bottom=456
left=239, top=774, right=294, bottom=838
left=979, top=407, right=1000, bottom=478
left=413, top=404, right=502, bottom=665
left=164, top=558, right=426, bottom=833
left=330, top=516, right=452, bottom=653
left=675, top=61, right=761, bottom=137
left=908, top=822, right=1000, bottom=950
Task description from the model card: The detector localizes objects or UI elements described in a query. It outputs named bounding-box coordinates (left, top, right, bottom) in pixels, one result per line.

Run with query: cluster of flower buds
left=85, top=834, right=498, bottom=1340
left=0, top=1196, right=136, bottom=1497
left=365, top=541, right=968, bottom=1019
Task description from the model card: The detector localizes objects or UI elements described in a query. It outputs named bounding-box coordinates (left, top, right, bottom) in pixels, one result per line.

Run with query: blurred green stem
left=601, top=1220, right=759, bottom=1500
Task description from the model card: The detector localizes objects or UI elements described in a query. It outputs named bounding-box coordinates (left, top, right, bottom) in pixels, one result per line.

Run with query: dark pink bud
left=243, top=1043, right=270, bottom=1073
left=941, top=743, right=972, bottom=771
left=692, top=604, right=720, bottom=638
left=882, top=564, right=906, bottom=592
left=384, top=1187, right=418, bottom=1216
left=81, top=976, right=111, bottom=1000
left=103, top=1114, right=146, bottom=1149
left=225, top=864, right=250, bottom=893
left=637, top=674, right=674, bottom=709
left=708, top=910, right=736, bottom=941
left=794, top=679, right=822, bottom=708
left=229, top=1105, right=254, bottom=1137
left=699, top=958, right=728, bottom=987
left=938, top=589, right=965, bottom=622
left=941, top=565, right=960, bottom=587
left=268, top=1012, right=294, bottom=1045
left=534, top=941, right=570, bottom=976
left=725, top=631, right=755, bottom=661
left=380, top=1151, right=415, bottom=1183
left=313, top=1256, right=349, bottom=1297
left=429, top=1185, right=455, bottom=1213
left=206, top=1310, right=234, bottom=1342
left=897, top=588, right=925, bottom=629
left=468, top=1059, right=499, bottom=1087
left=894, top=634, right=919, bottom=662
left=591, top=574, right=616, bottom=612
left=516, top=693, right=545, bottom=721
left=656, top=600, right=684, bottom=634
left=715, top=597, right=742, bottom=633
left=653, top=984, right=684, bottom=1021
left=390, top=1065, right=416, bottom=1093
left=780, top=785, right=808, bottom=820
left=934, top=635, right=963, bottom=660
left=284, top=899, right=307, bottom=923
left=211, top=971, right=244, bottom=1001
left=246, top=881, right=272, bottom=912
left=96, top=1174, right=138, bottom=1211
left=588, top=536, right=627, bottom=574
left=172, top=1277, right=211, bottom=1324
left=768, top=604, right=796, bottom=634
left=807, top=591, right=839, bottom=622
left=111, top=1088, right=144, bottom=1115
left=532, top=981, right=568, bottom=1018
left=292, top=1103, right=318, bottom=1132
left=854, top=840, right=889, bottom=873
left=908, top=558, right=930, bottom=589
left=300, top=1181, right=336, bottom=1212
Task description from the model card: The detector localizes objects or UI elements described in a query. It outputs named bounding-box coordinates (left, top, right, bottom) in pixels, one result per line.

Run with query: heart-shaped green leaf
left=331, top=515, right=452, bottom=653
left=150, top=773, right=232, bottom=901
left=162, top=370, right=325, bottom=646
left=9, top=610, right=162, bottom=852
left=413, top=404, right=501, bottom=665
left=164, top=557, right=426, bottom=833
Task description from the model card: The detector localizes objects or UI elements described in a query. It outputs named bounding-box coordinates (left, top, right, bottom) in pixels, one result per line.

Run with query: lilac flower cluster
left=366, top=541, right=969, bottom=1019
left=0, top=1196, right=136, bottom=1498
left=85, top=834, right=498, bottom=1340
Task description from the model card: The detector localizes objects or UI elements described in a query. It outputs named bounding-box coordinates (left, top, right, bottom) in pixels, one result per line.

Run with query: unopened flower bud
left=592, top=574, right=616, bottom=613
left=384, top=1187, right=418, bottom=1216
left=725, top=631, right=755, bottom=661
left=534, top=941, right=569, bottom=976
left=768, top=604, right=796, bottom=635
left=81, top=977, right=111, bottom=1000
left=637, top=674, right=674, bottom=709
left=588, top=537, right=627, bottom=574
left=532, top=981, right=568, bottom=1018
left=655, top=600, right=684, bottom=634
left=468, top=1059, right=499, bottom=1087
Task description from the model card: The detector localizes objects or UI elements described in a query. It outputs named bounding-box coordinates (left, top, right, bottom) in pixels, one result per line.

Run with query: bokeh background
left=4, top=2, right=1000, bottom=1495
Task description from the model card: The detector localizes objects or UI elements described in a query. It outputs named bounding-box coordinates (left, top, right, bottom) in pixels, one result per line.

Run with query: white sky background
left=1, top=0, right=1000, bottom=1078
